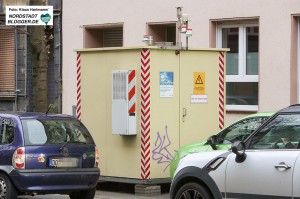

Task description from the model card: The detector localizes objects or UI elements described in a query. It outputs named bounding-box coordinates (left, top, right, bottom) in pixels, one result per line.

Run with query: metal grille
left=103, top=28, right=123, bottom=47
left=112, top=71, right=127, bottom=100
left=0, top=28, right=15, bottom=93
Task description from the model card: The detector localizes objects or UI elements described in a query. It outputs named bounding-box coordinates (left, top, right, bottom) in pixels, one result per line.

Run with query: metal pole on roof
left=176, top=7, right=182, bottom=49
left=186, top=20, right=188, bottom=50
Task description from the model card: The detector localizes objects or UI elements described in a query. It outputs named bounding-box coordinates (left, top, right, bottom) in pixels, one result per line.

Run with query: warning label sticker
left=193, top=72, right=205, bottom=95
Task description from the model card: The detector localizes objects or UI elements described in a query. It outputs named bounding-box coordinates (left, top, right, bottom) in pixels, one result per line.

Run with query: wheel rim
left=0, top=177, right=7, bottom=198
left=179, top=188, right=204, bottom=199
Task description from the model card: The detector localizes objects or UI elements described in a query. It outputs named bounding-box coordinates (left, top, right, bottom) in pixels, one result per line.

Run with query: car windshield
left=218, top=117, right=268, bottom=144
left=22, top=118, right=94, bottom=145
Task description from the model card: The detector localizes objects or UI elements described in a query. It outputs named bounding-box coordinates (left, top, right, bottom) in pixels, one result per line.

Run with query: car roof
left=0, top=112, right=74, bottom=120
left=236, top=111, right=274, bottom=123
left=279, top=104, right=300, bottom=113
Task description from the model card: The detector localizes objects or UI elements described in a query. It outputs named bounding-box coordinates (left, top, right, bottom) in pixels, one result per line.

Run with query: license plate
left=49, top=157, right=79, bottom=168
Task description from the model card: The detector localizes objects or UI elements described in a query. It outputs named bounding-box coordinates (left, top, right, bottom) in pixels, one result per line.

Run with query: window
left=24, top=120, right=47, bottom=145
left=217, top=23, right=259, bottom=111
left=22, top=118, right=94, bottom=145
left=298, top=17, right=300, bottom=102
left=147, top=23, right=176, bottom=46
left=218, top=116, right=268, bottom=144
left=84, top=24, right=123, bottom=48
left=0, top=118, right=14, bottom=144
left=250, top=114, right=300, bottom=149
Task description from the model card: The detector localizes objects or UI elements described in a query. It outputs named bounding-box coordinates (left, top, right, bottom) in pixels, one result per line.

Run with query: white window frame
left=217, top=23, right=259, bottom=112
left=298, top=17, right=300, bottom=103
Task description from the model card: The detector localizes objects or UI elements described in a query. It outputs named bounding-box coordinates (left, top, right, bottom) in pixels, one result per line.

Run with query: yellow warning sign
left=193, top=72, right=205, bottom=94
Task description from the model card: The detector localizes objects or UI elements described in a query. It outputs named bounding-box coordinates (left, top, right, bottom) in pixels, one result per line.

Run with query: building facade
left=63, top=0, right=300, bottom=124
left=0, top=0, right=62, bottom=112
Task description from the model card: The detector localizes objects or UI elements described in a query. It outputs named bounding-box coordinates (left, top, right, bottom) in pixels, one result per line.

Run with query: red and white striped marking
left=218, top=51, right=225, bottom=129
left=140, top=49, right=151, bottom=180
left=76, top=52, right=82, bottom=120
left=128, top=70, right=136, bottom=115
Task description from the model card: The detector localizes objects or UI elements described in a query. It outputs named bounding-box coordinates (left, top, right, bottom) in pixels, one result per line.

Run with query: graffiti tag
left=152, top=126, right=174, bottom=172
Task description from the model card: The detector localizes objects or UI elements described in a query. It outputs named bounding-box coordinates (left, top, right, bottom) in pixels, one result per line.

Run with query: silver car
left=170, top=104, right=300, bottom=199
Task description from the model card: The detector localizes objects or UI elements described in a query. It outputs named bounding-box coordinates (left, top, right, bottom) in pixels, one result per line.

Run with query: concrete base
left=99, top=176, right=170, bottom=184
left=135, top=184, right=161, bottom=196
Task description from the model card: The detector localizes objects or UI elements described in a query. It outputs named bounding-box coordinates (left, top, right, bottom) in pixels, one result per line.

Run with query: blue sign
left=160, top=72, right=174, bottom=98
left=160, top=72, right=174, bottom=86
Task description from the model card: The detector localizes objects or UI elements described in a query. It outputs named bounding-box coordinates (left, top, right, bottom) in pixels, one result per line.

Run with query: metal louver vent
left=103, top=29, right=123, bottom=47
left=112, top=71, right=127, bottom=100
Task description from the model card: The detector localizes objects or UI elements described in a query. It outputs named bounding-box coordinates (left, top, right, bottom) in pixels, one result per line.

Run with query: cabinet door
left=179, top=51, right=223, bottom=147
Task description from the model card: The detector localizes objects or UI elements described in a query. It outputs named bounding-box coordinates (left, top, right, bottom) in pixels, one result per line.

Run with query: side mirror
left=231, top=141, right=247, bottom=163
left=207, top=135, right=217, bottom=150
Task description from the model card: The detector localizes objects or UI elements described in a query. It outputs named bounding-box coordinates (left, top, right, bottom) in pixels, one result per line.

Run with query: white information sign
left=190, top=95, right=208, bottom=104
left=6, top=6, right=53, bottom=26
left=160, top=72, right=174, bottom=98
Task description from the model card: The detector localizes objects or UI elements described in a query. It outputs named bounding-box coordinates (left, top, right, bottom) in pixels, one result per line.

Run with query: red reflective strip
left=128, top=85, right=135, bottom=101
left=128, top=70, right=135, bottom=83
left=129, top=103, right=136, bottom=114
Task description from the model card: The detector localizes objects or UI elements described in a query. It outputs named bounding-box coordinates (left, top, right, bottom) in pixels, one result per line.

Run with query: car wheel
left=175, top=182, right=212, bottom=199
left=0, top=173, right=17, bottom=199
left=69, top=187, right=96, bottom=199
left=69, top=191, right=81, bottom=199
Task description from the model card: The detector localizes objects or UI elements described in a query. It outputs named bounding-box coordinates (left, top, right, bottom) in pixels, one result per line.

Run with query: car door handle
left=274, top=162, right=291, bottom=170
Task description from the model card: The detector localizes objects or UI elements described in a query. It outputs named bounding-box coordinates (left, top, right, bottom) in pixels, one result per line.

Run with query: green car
left=170, top=112, right=274, bottom=179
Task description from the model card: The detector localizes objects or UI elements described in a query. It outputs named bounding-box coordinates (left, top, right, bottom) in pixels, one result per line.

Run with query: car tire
left=175, top=182, right=212, bottom=199
left=0, top=173, right=18, bottom=199
left=69, top=187, right=96, bottom=199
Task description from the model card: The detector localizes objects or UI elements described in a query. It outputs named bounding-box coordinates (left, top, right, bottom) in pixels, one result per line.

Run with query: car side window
left=0, top=118, right=14, bottom=144
left=249, top=114, right=300, bottom=149
left=218, top=117, right=268, bottom=144
left=25, top=120, right=48, bottom=145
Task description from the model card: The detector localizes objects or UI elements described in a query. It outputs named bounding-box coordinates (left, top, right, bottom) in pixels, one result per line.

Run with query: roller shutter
left=0, top=28, right=15, bottom=93
left=103, top=28, right=123, bottom=47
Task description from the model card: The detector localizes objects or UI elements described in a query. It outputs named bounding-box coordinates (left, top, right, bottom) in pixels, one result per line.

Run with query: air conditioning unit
left=112, top=70, right=136, bottom=135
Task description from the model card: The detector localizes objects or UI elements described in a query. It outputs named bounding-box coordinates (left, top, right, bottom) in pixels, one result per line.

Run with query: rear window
left=21, top=118, right=94, bottom=145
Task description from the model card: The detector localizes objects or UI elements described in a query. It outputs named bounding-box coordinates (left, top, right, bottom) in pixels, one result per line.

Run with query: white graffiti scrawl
left=152, top=125, right=174, bottom=172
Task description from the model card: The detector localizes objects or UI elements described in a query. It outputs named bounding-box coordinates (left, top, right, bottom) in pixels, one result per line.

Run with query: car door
left=225, top=150, right=297, bottom=198
left=292, top=154, right=300, bottom=198
left=225, top=113, right=300, bottom=199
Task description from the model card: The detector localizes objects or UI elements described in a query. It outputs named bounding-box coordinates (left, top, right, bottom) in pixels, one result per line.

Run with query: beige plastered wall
left=63, top=0, right=300, bottom=126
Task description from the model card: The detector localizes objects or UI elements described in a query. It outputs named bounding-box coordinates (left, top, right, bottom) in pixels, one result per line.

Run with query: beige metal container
left=75, top=46, right=228, bottom=182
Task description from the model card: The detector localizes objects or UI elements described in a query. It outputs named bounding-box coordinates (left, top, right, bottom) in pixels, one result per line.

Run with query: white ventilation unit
left=112, top=70, right=136, bottom=135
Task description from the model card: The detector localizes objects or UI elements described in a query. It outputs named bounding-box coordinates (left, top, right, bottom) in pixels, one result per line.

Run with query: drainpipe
left=24, top=26, right=27, bottom=98
left=14, top=26, right=18, bottom=111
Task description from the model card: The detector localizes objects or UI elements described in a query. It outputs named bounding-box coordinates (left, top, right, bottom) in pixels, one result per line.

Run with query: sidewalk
left=95, top=190, right=169, bottom=199
left=18, top=182, right=171, bottom=199
left=95, top=182, right=170, bottom=199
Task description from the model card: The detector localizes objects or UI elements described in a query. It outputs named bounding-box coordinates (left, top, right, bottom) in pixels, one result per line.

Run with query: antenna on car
left=46, top=104, right=56, bottom=115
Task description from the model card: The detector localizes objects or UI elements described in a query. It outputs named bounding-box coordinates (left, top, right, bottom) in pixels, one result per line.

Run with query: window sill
left=226, top=105, right=258, bottom=113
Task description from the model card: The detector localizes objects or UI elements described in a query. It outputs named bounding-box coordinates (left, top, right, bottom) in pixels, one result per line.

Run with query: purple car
left=0, top=112, right=100, bottom=199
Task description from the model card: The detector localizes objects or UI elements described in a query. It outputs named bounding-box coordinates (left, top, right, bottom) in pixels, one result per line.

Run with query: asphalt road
left=18, top=182, right=170, bottom=199
left=18, top=191, right=170, bottom=199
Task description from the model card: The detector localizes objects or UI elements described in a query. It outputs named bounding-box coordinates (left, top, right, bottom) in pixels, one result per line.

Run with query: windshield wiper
left=59, top=140, right=86, bottom=152
left=59, top=141, right=69, bottom=152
